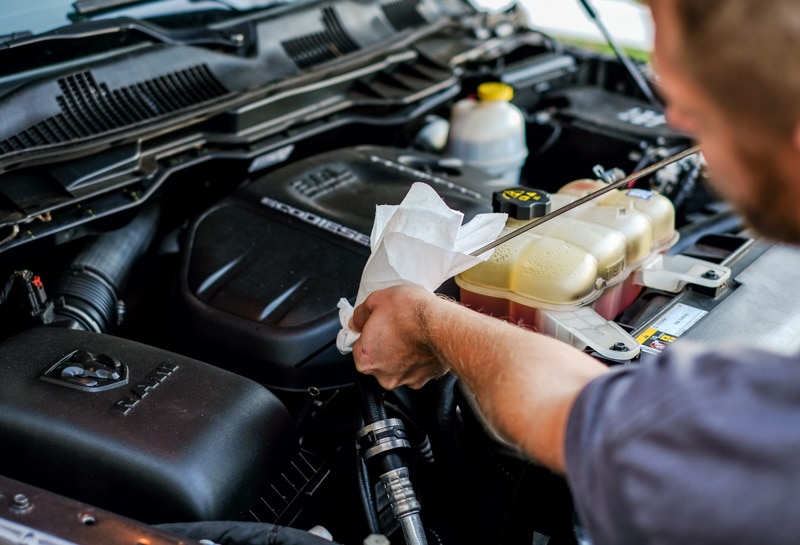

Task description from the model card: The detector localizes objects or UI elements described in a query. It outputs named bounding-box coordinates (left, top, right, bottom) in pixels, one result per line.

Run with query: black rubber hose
left=70, top=203, right=160, bottom=292
left=358, top=374, right=388, bottom=423
left=357, top=445, right=382, bottom=535
left=51, top=204, right=160, bottom=332
left=356, top=375, right=395, bottom=534
left=434, top=374, right=468, bottom=485
left=357, top=375, right=405, bottom=473
left=51, top=269, right=118, bottom=331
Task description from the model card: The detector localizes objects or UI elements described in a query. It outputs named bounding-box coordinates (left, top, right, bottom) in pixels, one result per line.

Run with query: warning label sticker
left=637, top=303, right=707, bottom=354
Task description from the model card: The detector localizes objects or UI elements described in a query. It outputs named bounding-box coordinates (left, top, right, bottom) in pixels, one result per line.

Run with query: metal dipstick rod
left=470, top=145, right=702, bottom=257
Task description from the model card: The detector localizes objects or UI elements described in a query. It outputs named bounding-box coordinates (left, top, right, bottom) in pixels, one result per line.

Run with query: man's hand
left=350, top=285, right=449, bottom=390
left=349, top=283, right=608, bottom=471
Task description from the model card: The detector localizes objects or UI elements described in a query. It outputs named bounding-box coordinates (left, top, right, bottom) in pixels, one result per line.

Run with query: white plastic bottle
left=447, top=82, right=528, bottom=184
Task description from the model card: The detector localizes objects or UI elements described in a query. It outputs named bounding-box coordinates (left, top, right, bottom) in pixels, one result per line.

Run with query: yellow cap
left=477, top=82, right=514, bottom=102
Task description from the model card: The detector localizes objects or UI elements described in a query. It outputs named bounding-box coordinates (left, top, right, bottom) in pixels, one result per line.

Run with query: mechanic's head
left=650, top=0, right=800, bottom=243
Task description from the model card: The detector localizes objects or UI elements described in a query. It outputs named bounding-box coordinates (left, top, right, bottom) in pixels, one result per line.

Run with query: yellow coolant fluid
left=447, top=82, right=528, bottom=183
left=456, top=184, right=678, bottom=342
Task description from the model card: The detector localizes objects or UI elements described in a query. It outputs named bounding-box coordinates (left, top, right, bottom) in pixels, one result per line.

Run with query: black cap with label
left=492, top=188, right=551, bottom=220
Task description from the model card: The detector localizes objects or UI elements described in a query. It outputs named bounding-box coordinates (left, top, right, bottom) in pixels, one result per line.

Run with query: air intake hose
left=51, top=205, right=160, bottom=332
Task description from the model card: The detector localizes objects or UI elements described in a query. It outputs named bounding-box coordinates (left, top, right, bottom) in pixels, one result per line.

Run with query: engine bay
left=2, top=0, right=800, bottom=544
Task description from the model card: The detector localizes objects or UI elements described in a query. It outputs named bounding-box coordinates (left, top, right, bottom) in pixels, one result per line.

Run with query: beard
left=707, top=138, right=800, bottom=246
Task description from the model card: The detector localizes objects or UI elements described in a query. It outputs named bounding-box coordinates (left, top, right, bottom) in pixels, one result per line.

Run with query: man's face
left=650, top=1, right=800, bottom=243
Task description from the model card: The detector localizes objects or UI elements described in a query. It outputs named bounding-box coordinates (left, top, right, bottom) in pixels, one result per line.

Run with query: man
left=349, top=1, right=800, bottom=543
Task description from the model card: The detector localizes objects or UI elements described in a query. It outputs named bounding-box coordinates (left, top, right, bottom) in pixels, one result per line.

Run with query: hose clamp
left=356, top=418, right=411, bottom=460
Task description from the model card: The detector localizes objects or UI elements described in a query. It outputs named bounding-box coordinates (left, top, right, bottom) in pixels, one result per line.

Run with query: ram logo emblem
left=40, top=350, right=129, bottom=392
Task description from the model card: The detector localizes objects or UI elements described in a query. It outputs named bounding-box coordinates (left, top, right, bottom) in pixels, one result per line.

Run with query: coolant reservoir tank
left=558, top=179, right=677, bottom=255
left=456, top=182, right=679, bottom=360
left=458, top=187, right=629, bottom=309
left=447, top=82, right=528, bottom=183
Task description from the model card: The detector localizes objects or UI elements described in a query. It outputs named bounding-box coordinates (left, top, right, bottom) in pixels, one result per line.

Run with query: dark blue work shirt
left=565, top=341, right=800, bottom=545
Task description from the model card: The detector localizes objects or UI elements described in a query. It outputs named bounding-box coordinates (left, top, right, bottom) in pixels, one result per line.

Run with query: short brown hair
left=663, top=0, right=800, bottom=137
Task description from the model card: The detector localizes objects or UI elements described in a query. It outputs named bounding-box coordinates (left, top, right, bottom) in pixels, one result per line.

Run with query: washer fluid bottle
left=447, top=82, right=528, bottom=184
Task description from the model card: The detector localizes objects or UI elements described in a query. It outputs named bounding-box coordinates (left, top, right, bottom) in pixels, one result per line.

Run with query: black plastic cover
left=178, top=145, right=498, bottom=390
left=0, top=327, right=297, bottom=524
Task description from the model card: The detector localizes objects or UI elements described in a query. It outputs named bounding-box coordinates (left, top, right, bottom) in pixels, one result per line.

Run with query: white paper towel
left=336, top=182, right=508, bottom=353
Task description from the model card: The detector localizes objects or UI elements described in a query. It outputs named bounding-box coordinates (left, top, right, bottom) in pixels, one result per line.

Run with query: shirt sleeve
left=564, top=341, right=800, bottom=545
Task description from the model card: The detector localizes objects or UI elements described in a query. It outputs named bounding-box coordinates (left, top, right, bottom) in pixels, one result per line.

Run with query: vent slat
left=27, top=125, right=50, bottom=146
left=51, top=114, right=82, bottom=140
left=61, top=73, right=109, bottom=133
left=42, top=115, right=69, bottom=143
left=101, top=84, right=137, bottom=125
left=382, top=0, right=426, bottom=30
left=0, top=64, right=228, bottom=156
left=7, top=136, right=25, bottom=151
left=115, top=87, right=158, bottom=119
left=56, top=95, right=99, bottom=137
left=94, top=82, right=129, bottom=127
left=283, top=32, right=336, bottom=68
left=145, top=79, right=174, bottom=110
left=169, top=72, right=203, bottom=104
left=282, top=7, right=360, bottom=68
left=75, top=72, right=117, bottom=132
left=196, top=65, right=228, bottom=96
left=322, top=6, right=359, bottom=54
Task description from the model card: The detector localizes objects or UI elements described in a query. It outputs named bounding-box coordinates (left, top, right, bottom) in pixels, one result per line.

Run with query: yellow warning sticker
left=638, top=303, right=707, bottom=354
left=636, top=328, right=658, bottom=344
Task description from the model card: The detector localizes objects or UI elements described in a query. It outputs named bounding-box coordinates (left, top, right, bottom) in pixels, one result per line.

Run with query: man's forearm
left=420, top=295, right=608, bottom=471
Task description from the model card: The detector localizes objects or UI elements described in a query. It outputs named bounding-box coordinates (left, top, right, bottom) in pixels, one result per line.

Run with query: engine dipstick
left=470, top=145, right=702, bottom=257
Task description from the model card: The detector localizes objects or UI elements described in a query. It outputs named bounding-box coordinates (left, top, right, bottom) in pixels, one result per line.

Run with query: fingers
left=350, top=295, right=375, bottom=332
left=383, top=365, right=450, bottom=391
left=351, top=285, right=429, bottom=331
left=349, top=286, right=444, bottom=391
left=360, top=365, right=432, bottom=391
left=375, top=374, right=403, bottom=391
left=354, top=357, right=402, bottom=390
left=356, top=351, right=449, bottom=391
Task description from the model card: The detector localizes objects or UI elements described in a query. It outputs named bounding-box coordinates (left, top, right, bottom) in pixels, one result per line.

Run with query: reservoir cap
left=477, top=82, right=514, bottom=102
left=493, top=187, right=551, bottom=220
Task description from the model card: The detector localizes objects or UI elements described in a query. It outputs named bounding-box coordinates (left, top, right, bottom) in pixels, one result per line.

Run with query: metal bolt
left=227, top=32, right=245, bottom=45
left=308, top=386, right=323, bottom=407
left=702, top=269, right=719, bottom=280
left=610, top=342, right=630, bottom=352
left=11, top=493, right=31, bottom=512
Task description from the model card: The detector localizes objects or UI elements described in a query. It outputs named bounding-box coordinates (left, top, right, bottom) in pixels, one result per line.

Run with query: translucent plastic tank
left=447, top=82, right=528, bottom=183
left=557, top=179, right=677, bottom=259
left=455, top=184, right=678, bottom=359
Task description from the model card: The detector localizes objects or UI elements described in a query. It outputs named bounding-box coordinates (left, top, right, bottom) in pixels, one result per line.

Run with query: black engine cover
left=178, top=145, right=500, bottom=390
left=0, top=327, right=296, bottom=524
